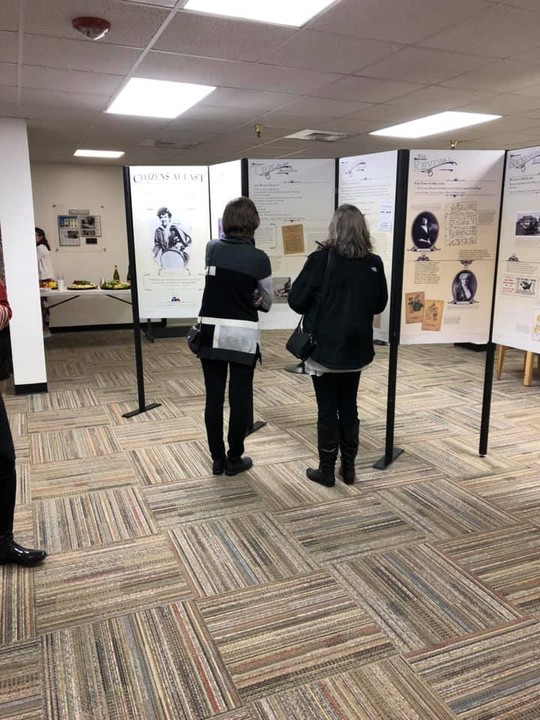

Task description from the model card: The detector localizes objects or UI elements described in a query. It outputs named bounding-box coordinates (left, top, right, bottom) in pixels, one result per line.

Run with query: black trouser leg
left=0, top=394, right=16, bottom=537
left=227, top=361, right=255, bottom=460
left=201, top=359, right=227, bottom=461
left=311, top=374, right=340, bottom=472
left=336, top=371, right=361, bottom=465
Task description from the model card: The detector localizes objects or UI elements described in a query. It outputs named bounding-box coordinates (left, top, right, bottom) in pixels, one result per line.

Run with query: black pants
left=0, top=394, right=16, bottom=537
left=312, top=371, right=361, bottom=433
left=201, top=358, right=255, bottom=461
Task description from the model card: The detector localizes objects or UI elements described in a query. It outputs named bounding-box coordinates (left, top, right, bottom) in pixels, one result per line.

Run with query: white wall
left=31, top=163, right=132, bottom=326
left=0, top=119, right=47, bottom=387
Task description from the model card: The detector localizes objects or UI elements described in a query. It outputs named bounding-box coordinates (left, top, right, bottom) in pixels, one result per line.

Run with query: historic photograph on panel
left=515, top=212, right=540, bottom=236
left=411, top=211, right=439, bottom=250
left=451, top=270, right=478, bottom=303
left=151, top=206, right=193, bottom=270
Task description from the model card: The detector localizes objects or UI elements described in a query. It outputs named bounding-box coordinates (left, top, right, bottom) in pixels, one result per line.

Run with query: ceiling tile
left=22, top=36, right=142, bottom=75
left=139, top=52, right=341, bottom=94
left=458, top=93, right=540, bottom=115
left=313, top=75, right=424, bottom=103
left=0, top=0, right=19, bottom=31
left=443, top=60, right=540, bottom=93
left=385, top=85, right=495, bottom=111
left=22, top=65, right=124, bottom=95
left=0, top=63, right=18, bottom=86
left=0, top=32, right=18, bottom=63
left=154, top=12, right=294, bottom=63
left=181, top=104, right=259, bottom=124
left=420, top=4, right=540, bottom=58
left=308, top=0, right=486, bottom=44
left=360, top=47, right=492, bottom=85
left=22, top=0, right=169, bottom=48
left=20, top=88, right=110, bottom=112
left=343, top=103, right=423, bottom=125
left=259, top=29, right=402, bottom=74
left=275, top=96, right=372, bottom=118
left=197, top=88, right=294, bottom=111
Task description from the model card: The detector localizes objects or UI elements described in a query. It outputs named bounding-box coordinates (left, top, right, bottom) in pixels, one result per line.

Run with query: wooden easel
left=495, top=345, right=540, bottom=386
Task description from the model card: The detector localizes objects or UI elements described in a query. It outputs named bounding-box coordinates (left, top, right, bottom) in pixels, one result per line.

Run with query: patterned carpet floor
left=1, top=330, right=539, bottom=719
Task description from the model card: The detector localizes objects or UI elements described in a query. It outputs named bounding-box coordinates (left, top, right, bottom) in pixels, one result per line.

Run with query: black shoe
left=212, top=458, right=226, bottom=475
left=338, top=464, right=356, bottom=485
left=306, top=467, right=335, bottom=487
left=0, top=535, right=47, bottom=567
left=225, top=456, right=253, bottom=476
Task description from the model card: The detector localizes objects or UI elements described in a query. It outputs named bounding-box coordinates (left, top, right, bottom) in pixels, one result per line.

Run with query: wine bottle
left=126, top=265, right=131, bottom=284
left=113, top=265, right=120, bottom=282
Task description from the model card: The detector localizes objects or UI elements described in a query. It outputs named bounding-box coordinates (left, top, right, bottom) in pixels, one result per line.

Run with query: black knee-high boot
left=306, top=423, right=338, bottom=487
left=338, top=420, right=359, bottom=484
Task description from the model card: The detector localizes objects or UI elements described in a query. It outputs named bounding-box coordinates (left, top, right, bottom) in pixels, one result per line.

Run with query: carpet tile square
left=0, top=640, right=42, bottom=720
left=42, top=602, right=239, bottom=720
left=277, top=496, right=424, bottom=564
left=378, top=478, right=519, bottom=540
left=112, top=415, right=203, bottom=450
left=436, top=524, right=540, bottom=617
left=252, top=656, right=455, bottom=719
left=26, top=407, right=110, bottom=433
left=34, top=535, right=193, bottom=633
left=29, top=426, right=121, bottom=464
left=198, top=571, right=395, bottom=702
left=29, top=453, right=138, bottom=499
left=0, top=557, right=40, bottom=646
left=459, top=468, right=540, bottom=522
left=129, top=440, right=213, bottom=485
left=143, top=476, right=266, bottom=528
left=406, top=619, right=540, bottom=719
left=34, top=487, right=157, bottom=553
left=169, top=513, right=316, bottom=596
left=333, top=544, right=520, bottom=652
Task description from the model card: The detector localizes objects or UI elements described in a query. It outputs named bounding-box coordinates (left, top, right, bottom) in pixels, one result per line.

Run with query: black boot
left=0, top=534, right=47, bottom=567
left=306, top=423, right=338, bottom=487
left=338, top=420, right=359, bottom=485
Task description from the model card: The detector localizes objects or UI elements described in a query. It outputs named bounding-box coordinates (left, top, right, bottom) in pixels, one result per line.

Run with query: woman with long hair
left=35, top=227, right=55, bottom=336
left=288, top=204, right=388, bottom=487
left=195, top=197, right=272, bottom=476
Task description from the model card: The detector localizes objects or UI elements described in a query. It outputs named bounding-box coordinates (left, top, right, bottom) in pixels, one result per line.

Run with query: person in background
left=288, top=204, right=388, bottom=487
left=195, top=197, right=272, bottom=476
left=35, top=227, right=55, bottom=337
left=0, top=279, right=47, bottom=566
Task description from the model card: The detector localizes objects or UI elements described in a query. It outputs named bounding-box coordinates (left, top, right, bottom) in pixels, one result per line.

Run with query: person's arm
left=256, top=254, right=272, bottom=313
left=372, top=255, right=389, bottom=315
left=0, top=280, right=13, bottom=331
left=287, top=251, right=325, bottom=315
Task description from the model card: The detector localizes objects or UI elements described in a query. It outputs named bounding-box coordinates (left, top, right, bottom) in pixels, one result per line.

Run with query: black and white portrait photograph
left=451, top=270, right=477, bottom=303
left=411, top=211, right=439, bottom=250
left=515, top=212, right=540, bottom=236
left=151, top=206, right=193, bottom=270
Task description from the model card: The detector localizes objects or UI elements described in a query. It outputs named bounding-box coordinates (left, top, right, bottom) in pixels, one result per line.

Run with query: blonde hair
left=324, top=204, right=372, bottom=259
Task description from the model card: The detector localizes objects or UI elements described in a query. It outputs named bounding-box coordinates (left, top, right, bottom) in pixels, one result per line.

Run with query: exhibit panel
left=128, top=166, right=211, bottom=319
left=493, top=146, right=540, bottom=352
left=401, top=150, right=505, bottom=345
left=208, top=160, right=243, bottom=240
left=338, top=150, right=398, bottom=342
left=248, top=158, right=336, bottom=329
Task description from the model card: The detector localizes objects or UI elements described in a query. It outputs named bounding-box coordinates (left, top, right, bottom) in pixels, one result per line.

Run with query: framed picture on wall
left=80, top=215, right=101, bottom=237
left=58, top=215, right=81, bottom=246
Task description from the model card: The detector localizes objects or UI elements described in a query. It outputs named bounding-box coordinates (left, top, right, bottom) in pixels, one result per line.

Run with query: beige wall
left=30, top=163, right=132, bottom=327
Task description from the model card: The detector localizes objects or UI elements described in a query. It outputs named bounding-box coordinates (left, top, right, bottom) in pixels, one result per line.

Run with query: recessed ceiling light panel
left=106, top=78, right=216, bottom=119
left=370, top=111, right=501, bottom=139
left=74, top=149, right=125, bottom=158
left=184, top=0, right=337, bottom=27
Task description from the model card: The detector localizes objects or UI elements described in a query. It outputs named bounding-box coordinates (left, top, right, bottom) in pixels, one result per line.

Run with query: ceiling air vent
left=285, top=129, right=354, bottom=142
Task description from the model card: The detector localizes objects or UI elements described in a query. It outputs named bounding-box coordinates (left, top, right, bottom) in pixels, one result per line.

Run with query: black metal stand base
left=122, top=402, right=161, bottom=418
left=284, top=362, right=306, bottom=374
left=373, top=447, right=404, bottom=470
left=247, top=420, right=267, bottom=435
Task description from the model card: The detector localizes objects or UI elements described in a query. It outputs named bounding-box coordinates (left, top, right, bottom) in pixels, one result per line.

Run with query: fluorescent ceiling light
left=184, top=0, right=337, bottom=27
left=74, top=149, right=125, bottom=158
left=370, top=111, right=501, bottom=139
left=106, top=78, right=216, bottom=119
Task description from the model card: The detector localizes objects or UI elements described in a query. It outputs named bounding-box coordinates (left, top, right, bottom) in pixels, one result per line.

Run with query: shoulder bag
left=187, top=241, right=218, bottom=354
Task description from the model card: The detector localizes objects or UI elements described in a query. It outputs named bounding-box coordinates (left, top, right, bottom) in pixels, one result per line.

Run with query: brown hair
left=222, top=197, right=260, bottom=240
left=323, top=204, right=372, bottom=259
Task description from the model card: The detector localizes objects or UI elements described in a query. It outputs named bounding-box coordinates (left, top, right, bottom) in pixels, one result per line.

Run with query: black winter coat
left=288, top=248, right=388, bottom=370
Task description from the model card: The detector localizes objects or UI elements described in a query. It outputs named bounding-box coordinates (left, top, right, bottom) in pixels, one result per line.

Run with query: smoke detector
left=72, top=17, right=111, bottom=40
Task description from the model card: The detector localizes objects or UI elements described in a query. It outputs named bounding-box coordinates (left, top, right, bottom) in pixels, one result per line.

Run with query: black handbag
left=186, top=322, right=201, bottom=354
left=286, top=319, right=315, bottom=360
left=286, top=250, right=331, bottom=360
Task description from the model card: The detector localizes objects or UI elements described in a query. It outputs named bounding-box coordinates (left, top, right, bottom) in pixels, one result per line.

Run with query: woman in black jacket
left=288, top=204, right=388, bottom=487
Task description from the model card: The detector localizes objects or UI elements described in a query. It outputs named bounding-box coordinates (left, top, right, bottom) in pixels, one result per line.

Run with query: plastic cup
left=57, top=279, right=65, bottom=291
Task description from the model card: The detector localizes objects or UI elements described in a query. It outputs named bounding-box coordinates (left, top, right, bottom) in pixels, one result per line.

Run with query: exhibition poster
left=209, top=160, right=242, bottom=240
left=401, top=150, right=505, bottom=344
left=493, top=146, right=540, bottom=352
left=128, top=166, right=210, bottom=319
left=339, top=151, right=398, bottom=342
left=248, top=158, right=335, bottom=328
